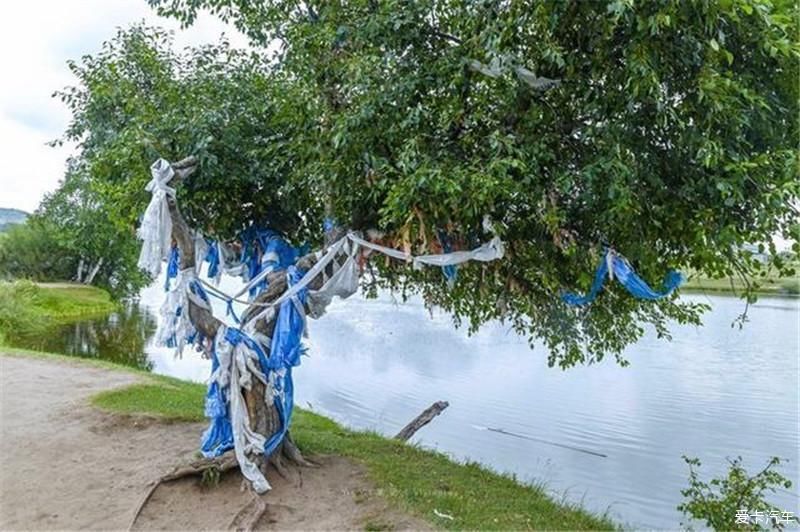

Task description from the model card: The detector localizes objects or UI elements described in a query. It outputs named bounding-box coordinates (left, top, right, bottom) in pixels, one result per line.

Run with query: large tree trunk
left=165, top=156, right=322, bottom=478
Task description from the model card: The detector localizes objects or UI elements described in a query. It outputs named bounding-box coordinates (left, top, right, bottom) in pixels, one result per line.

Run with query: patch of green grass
left=780, top=278, right=800, bottom=295
left=0, top=281, right=117, bottom=342
left=3, top=348, right=616, bottom=529
left=26, top=281, right=117, bottom=319
left=92, top=381, right=207, bottom=422
left=291, top=410, right=615, bottom=530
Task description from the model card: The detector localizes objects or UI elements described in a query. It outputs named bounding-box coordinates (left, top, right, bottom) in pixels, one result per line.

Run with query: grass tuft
left=682, top=271, right=800, bottom=297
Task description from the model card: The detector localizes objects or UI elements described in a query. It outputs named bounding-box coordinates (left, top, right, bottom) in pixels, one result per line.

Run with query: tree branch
left=428, top=28, right=462, bottom=45
left=165, top=157, right=222, bottom=338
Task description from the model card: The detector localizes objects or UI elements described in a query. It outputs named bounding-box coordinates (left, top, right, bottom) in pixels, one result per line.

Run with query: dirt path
left=0, top=355, right=428, bottom=531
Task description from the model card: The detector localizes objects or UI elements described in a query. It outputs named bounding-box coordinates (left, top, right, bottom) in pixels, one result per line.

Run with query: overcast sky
left=0, top=0, right=248, bottom=213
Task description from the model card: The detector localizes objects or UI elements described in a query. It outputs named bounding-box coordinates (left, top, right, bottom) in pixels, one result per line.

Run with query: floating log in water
left=395, top=401, right=449, bottom=441
left=475, top=426, right=608, bottom=458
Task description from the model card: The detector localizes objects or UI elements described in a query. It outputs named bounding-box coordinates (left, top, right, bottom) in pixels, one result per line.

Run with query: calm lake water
left=10, top=276, right=799, bottom=529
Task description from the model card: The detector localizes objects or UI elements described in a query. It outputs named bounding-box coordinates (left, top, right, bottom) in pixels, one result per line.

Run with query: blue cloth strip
left=164, top=245, right=179, bottom=291
left=562, top=249, right=684, bottom=306
left=204, top=239, right=221, bottom=279
left=226, top=300, right=242, bottom=324
left=437, top=229, right=458, bottom=285
left=238, top=227, right=303, bottom=299
left=263, top=265, right=306, bottom=456
left=200, top=342, right=234, bottom=457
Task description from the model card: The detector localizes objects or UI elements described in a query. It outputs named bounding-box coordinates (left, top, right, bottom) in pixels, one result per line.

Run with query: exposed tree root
left=128, top=437, right=316, bottom=530
left=128, top=453, right=238, bottom=530
left=228, top=495, right=268, bottom=532
left=281, top=433, right=317, bottom=467
left=268, top=452, right=292, bottom=480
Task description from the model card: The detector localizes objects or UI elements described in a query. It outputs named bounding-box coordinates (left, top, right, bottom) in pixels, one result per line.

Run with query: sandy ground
left=0, top=354, right=428, bottom=531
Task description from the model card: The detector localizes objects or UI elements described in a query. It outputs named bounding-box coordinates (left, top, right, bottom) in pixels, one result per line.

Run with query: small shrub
left=201, top=466, right=221, bottom=488
left=678, top=455, right=797, bottom=531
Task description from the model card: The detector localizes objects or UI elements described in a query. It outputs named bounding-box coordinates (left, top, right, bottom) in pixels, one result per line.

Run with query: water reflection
left=7, top=302, right=156, bottom=370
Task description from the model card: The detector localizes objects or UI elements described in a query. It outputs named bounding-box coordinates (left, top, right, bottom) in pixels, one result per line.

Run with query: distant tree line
left=0, top=163, right=148, bottom=298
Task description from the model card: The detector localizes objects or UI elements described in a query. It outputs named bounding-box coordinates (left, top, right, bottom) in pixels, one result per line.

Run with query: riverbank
left=0, top=281, right=117, bottom=343
left=0, top=348, right=615, bottom=530
left=682, top=273, right=799, bottom=297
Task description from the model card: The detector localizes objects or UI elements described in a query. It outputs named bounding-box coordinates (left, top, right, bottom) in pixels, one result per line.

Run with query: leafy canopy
left=58, top=1, right=799, bottom=366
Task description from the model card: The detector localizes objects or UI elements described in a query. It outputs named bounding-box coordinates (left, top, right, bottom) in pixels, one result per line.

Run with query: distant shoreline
left=682, top=277, right=799, bottom=298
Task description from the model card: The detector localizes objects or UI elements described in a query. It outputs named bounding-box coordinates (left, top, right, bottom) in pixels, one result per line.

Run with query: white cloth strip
left=264, top=238, right=346, bottom=307
left=346, top=233, right=411, bottom=261
left=247, top=238, right=347, bottom=323
left=412, top=235, right=505, bottom=267
left=220, top=329, right=269, bottom=492
left=261, top=231, right=503, bottom=313
left=156, top=268, right=198, bottom=355
left=208, top=232, right=504, bottom=321
left=136, top=158, right=176, bottom=277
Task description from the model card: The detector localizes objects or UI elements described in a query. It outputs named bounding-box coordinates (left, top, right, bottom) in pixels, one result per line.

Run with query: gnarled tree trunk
left=165, top=156, right=325, bottom=477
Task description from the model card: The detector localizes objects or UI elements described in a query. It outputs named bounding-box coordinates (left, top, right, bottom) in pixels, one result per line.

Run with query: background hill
left=0, top=208, right=29, bottom=232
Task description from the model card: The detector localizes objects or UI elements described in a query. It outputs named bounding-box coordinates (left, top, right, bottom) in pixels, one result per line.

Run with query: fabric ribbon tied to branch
left=562, top=249, right=684, bottom=306
left=137, top=158, right=177, bottom=277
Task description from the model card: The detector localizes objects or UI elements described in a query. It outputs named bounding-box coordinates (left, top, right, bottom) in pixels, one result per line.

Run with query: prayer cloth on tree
left=562, top=249, right=684, bottom=306
left=137, top=159, right=175, bottom=277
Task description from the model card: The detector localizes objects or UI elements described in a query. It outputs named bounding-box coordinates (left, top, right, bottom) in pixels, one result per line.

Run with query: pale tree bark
left=75, top=258, right=85, bottom=283
left=84, top=258, right=104, bottom=285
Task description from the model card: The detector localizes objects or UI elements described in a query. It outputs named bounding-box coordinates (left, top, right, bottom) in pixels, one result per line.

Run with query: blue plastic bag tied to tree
left=562, top=249, right=684, bottom=306
left=263, top=265, right=307, bottom=456
left=200, top=342, right=234, bottom=457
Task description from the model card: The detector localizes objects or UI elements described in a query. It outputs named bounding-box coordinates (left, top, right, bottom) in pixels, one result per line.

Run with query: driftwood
left=394, top=401, right=449, bottom=441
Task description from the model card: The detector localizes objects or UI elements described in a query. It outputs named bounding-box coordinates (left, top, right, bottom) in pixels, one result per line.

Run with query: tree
left=61, top=2, right=799, bottom=366
left=55, top=0, right=798, bottom=498
left=0, top=219, right=73, bottom=283
left=678, top=455, right=797, bottom=531
left=0, top=166, right=149, bottom=298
